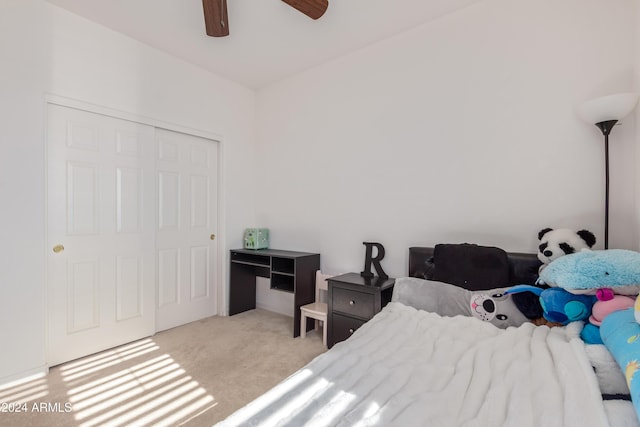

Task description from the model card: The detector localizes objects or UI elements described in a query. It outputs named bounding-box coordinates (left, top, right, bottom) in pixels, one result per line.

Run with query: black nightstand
left=327, top=273, right=395, bottom=348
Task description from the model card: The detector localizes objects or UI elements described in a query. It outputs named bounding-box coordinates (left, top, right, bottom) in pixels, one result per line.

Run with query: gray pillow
left=391, top=277, right=530, bottom=329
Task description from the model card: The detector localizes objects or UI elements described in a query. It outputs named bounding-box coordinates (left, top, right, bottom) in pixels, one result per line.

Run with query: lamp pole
left=577, top=93, right=639, bottom=250
left=594, top=119, right=617, bottom=250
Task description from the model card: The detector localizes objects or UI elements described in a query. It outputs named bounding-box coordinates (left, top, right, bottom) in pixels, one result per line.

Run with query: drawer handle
left=349, top=300, right=355, bottom=305
left=349, top=328, right=355, bottom=334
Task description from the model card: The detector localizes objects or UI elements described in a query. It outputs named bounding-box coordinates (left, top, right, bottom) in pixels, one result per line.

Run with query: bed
left=216, top=244, right=639, bottom=427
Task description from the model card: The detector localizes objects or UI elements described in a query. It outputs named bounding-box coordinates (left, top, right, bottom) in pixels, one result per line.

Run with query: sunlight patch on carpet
left=60, top=339, right=160, bottom=382
left=58, top=338, right=216, bottom=427
left=0, top=374, right=49, bottom=404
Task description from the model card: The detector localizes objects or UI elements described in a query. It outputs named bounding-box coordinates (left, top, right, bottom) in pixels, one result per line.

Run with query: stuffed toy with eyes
left=391, top=278, right=543, bottom=329
left=537, top=227, right=596, bottom=274
left=506, top=285, right=597, bottom=326
left=538, top=249, right=640, bottom=296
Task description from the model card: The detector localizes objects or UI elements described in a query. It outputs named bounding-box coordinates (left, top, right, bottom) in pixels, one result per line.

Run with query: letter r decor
left=361, top=242, right=389, bottom=279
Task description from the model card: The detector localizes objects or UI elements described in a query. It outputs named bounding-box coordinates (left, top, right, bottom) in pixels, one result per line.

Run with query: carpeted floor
left=0, top=310, right=327, bottom=427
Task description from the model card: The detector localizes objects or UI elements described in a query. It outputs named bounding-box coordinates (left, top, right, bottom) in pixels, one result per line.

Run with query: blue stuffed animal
left=601, top=306, right=640, bottom=422
left=506, top=285, right=596, bottom=325
left=538, top=249, right=640, bottom=296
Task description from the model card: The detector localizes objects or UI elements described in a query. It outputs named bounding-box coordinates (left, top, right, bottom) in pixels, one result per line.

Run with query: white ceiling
left=46, top=0, right=482, bottom=89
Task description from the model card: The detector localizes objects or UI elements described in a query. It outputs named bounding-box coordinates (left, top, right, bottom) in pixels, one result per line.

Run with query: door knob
left=210, top=234, right=216, bottom=240
left=53, top=244, right=64, bottom=254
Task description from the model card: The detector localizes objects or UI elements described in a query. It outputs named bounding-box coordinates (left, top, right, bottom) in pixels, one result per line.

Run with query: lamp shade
left=577, top=92, right=639, bottom=125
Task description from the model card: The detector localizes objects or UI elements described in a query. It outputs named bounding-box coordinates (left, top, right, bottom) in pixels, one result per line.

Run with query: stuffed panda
left=537, top=228, right=596, bottom=272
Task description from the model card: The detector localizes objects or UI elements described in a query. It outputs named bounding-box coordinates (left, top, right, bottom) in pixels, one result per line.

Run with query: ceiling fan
left=202, top=0, right=329, bottom=37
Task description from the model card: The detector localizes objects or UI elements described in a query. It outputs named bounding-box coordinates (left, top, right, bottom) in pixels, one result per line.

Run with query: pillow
left=391, top=277, right=531, bottom=328
left=538, top=249, right=640, bottom=295
left=431, top=243, right=510, bottom=290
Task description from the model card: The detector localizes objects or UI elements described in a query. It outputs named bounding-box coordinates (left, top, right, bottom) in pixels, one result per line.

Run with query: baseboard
left=256, top=301, right=294, bottom=318
left=0, top=366, right=48, bottom=388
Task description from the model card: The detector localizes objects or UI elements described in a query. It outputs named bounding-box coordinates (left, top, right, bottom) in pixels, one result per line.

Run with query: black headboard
left=409, top=246, right=542, bottom=288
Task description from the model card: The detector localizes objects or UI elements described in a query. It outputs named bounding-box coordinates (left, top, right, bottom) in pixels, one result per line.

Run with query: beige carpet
left=0, top=310, right=327, bottom=427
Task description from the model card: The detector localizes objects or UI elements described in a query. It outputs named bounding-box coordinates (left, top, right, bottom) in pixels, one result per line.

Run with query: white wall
left=255, top=0, right=637, bottom=282
left=0, top=0, right=257, bottom=384
left=0, top=0, right=50, bottom=384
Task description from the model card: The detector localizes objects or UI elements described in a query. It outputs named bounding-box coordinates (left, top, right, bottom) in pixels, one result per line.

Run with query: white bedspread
left=216, top=302, right=609, bottom=427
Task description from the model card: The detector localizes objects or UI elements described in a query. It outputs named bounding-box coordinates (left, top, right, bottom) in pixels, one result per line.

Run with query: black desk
left=229, top=248, right=320, bottom=337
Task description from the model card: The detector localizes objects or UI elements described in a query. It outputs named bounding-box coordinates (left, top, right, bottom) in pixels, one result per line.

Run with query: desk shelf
left=229, top=248, right=320, bottom=337
left=272, top=257, right=295, bottom=274
left=231, top=251, right=271, bottom=267
left=271, top=272, right=295, bottom=293
left=232, top=260, right=270, bottom=269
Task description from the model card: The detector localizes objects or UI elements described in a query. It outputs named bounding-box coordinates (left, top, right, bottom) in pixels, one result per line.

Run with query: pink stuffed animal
left=589, top=293, right=635, bottom=326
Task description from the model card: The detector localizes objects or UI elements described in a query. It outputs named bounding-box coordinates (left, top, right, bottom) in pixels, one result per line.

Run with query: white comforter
left=216, top=302, right=609, bottom=427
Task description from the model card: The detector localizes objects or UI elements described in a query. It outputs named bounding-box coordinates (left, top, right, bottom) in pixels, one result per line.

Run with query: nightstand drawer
left=332, top=313, right=366, bottom=343
left=327, top=273, right=395, bottom=348
left=332, top=287, right=374, bottom=319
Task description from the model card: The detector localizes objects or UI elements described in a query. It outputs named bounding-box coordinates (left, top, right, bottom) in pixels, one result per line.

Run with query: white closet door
left=47, top=104, right=156, bottom=366
left=156, top=129, right=219, bottom=332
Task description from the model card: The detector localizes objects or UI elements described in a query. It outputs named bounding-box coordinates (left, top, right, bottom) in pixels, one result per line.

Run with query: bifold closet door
left=155, top=129, right=219, bottom=332
left=47, top=104, right=156, bottom=366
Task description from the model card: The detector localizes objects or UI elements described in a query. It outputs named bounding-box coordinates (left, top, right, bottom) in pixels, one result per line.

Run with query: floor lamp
left=577, top=92, right=639, bottom=249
